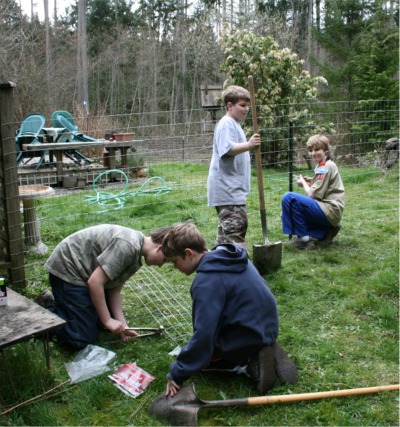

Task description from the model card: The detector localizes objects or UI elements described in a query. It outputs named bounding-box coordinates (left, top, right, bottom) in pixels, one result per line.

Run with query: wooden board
left=0, top=288, right=65, bottom=349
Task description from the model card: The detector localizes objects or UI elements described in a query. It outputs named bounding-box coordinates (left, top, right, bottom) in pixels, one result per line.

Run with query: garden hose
left=85, top=169, right=172, bottom=212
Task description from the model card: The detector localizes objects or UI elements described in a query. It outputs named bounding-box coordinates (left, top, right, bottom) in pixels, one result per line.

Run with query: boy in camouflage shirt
left=42, top=224, right=170, bottom=349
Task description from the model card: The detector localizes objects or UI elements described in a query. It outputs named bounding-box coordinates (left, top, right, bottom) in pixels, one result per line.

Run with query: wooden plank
left=0, top=288, right=65, bottom=349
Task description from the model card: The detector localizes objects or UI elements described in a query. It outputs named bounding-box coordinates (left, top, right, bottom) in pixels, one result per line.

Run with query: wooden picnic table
left=22, top=139, right=140, bottom=185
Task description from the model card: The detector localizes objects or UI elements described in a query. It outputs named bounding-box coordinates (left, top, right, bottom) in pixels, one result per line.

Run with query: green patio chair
left=51, top=110, right=95, bottom=165
left=15, top=113, right=47, bottom=169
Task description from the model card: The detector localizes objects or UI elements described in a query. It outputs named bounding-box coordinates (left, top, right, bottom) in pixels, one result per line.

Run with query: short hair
left=222, top=85, right=250, bottom=106
left=162, top=223, right=208, bottom=258
left=149, top=226, right=172, bottom=244
left=307, top=134, right=331, bottom=155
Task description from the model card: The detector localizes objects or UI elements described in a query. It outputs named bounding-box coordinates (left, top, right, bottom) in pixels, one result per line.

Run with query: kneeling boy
left=161, top=223, right=297, bottom=396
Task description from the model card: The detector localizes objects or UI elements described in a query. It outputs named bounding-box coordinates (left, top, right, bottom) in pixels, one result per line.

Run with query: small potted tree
left=127, top=152, right=148, bottom=177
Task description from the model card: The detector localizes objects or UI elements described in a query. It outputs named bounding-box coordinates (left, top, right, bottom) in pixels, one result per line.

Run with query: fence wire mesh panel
left=124, top=266, right=192, bottom=346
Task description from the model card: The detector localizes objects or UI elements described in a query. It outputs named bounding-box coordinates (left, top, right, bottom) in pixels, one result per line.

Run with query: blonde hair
left=162, top=223, right=208, bottom=258
left=307, top=134, right=331, bottom=155
left=222, top=85, right=250, bottom=106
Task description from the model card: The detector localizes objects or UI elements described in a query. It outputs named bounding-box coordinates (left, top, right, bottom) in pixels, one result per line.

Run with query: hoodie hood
left=196, top=244, right=248, bottom=274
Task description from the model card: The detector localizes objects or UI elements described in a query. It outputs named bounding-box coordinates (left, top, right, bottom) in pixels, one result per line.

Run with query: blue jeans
left=281, top=192, right=331, bottom=240
left=49, top=274, right=99, bottom=349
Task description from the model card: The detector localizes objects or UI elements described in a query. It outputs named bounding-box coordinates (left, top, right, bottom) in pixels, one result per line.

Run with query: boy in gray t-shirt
left=207, top=85, right=261, bottom=249
left=41, top=224, right=170, bottom=349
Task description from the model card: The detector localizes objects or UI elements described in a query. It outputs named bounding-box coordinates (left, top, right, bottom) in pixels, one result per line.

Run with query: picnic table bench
left=22, top=139, right=140, bottom=185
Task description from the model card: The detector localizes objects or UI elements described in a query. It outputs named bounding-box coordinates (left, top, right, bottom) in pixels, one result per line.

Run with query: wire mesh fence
left=1, top=99, right=398, bottom=345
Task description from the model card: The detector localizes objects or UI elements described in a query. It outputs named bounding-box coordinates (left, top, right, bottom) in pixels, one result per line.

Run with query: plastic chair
left=50, top=110, right=95, bottom=165
left=15, top=113, right=47, bottom=169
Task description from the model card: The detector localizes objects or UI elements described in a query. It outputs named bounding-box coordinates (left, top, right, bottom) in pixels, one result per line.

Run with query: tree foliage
left=314, top=0, right=398, bottom=101
left=220, top=29, right=330, bottom=164
left=0, top=0, right=397, bottom=130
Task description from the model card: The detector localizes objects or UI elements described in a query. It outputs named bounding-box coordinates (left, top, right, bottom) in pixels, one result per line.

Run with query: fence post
left=0, top=82, right=26, bottom=289
left=288, top=121, right=294, bottom=192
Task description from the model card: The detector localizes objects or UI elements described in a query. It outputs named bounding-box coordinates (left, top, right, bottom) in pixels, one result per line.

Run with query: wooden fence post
left=0, top=82, right=26, bottom=289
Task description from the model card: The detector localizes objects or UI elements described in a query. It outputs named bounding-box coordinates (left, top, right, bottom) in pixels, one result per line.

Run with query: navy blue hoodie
left=168, top=244, right=279, bottom=384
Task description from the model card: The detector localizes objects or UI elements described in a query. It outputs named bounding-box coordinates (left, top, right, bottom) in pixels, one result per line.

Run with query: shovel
left=148, top=382, right=399, bottom=426
left=248, top=76, right=282, bottom=274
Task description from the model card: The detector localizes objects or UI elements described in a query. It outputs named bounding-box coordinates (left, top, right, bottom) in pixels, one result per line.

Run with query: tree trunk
left=77, top=0, right=89, bottom=111
left=306, top=0, right=313, bottom=72
left=44, top=0, right=52, bottom=108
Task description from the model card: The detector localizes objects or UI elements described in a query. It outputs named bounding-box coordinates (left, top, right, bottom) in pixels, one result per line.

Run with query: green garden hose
left=85, top=169, right=172, bottom=212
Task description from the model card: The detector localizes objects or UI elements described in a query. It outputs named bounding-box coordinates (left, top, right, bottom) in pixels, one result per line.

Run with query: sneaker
left=247, top=346, right=277, bottom=394
left=287, top=237, right=316, bottom=250
left=35, top=289, right=55, bottom=308
left=273, top=343, right=298, bottom=385
left=319, top=225, right=342, bottom=246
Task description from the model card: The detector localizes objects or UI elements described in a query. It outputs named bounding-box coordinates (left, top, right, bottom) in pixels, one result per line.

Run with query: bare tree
left=77, top=0, right=89, bottom=111
left=44, top=0, right=53, bottom=107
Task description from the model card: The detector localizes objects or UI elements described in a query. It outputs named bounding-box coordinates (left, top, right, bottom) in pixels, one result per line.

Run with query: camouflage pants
left=215, top=205, right=248, bottom=249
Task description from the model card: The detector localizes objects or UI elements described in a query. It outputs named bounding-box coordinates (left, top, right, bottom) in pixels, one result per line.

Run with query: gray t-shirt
left=45, top=224, right=144, bottom=289
left=207, top=114, right=250, bottom=206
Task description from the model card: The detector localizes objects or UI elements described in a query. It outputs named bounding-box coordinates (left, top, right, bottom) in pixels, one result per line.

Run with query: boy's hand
left=165, top=377, right=180, bottom=397
left=104, top=318, right=125, bottom=334
left=248, top=133, right=261, bottom=149
left=297, top=174, right=312, bottom=187
left=120, top=328, right=140, bottom=343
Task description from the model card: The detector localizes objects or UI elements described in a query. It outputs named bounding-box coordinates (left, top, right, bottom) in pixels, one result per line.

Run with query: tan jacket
left=311, top=160, right=345, bottom=226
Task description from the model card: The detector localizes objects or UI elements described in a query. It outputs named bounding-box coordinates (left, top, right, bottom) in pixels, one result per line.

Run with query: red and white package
left=108, top=363, right=155, bottom=398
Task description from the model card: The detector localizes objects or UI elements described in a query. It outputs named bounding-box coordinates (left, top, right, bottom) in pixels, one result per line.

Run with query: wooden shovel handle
left=248, top=76, right=263, bottom=195
left=248, top=76, right=268, bottom=243
left=247, top=384, right=400, bottom=406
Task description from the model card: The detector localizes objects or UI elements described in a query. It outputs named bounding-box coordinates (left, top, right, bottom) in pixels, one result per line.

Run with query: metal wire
left=124, top=266, right=192, bottom=346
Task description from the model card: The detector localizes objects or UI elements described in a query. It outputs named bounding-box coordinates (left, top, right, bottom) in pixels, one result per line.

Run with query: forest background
left=1, top=0, right=399, bottom=123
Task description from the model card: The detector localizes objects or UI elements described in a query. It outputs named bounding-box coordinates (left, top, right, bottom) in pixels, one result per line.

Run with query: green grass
left=0, top=163, right=398, bottom=426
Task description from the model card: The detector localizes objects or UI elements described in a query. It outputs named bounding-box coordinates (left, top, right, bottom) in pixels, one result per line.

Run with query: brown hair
left=222, top=85, right=250, bottom=106
left=162, top=223, right=208, bottom=258
left=149, top=226, right=172, bottom=244
left=306, top=134, right=331, bottom=155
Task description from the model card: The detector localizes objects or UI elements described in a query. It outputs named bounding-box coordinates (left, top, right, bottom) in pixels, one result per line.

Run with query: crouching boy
left=161, top=223, right=297, bottom=396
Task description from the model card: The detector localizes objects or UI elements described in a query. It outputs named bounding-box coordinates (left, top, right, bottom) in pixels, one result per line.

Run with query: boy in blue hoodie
left=161, top=223, right=297, bottom=397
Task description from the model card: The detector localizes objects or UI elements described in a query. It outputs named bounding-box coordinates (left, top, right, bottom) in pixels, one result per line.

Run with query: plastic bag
left=65, top=344, right=116, bottom=383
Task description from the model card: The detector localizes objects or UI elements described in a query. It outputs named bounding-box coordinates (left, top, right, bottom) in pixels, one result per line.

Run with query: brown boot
left=273, top=343, right=298, bottom=385
left=247, top=346, right=277, bottom=394
left=319, top=224, right=342, bottom=246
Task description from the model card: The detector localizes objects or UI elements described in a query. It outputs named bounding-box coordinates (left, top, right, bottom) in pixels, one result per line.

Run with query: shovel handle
left=246, top=384, right=400, bottom=406
left=203, top=384, right=400, bottom=409
left=248, top=76, right=268, bottom=244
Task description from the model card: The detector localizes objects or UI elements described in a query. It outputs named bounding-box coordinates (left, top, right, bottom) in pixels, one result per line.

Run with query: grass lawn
left=0, top=163, right=398, bottom=426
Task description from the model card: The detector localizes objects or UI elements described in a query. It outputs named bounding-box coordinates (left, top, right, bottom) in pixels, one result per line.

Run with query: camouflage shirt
left=45, top=224, right=144, bottom=289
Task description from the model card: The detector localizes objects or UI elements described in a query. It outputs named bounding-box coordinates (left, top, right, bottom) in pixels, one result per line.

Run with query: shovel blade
left=149, top=384, right=204, bottom=426
left=253, top=242, right=282, bottom=274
